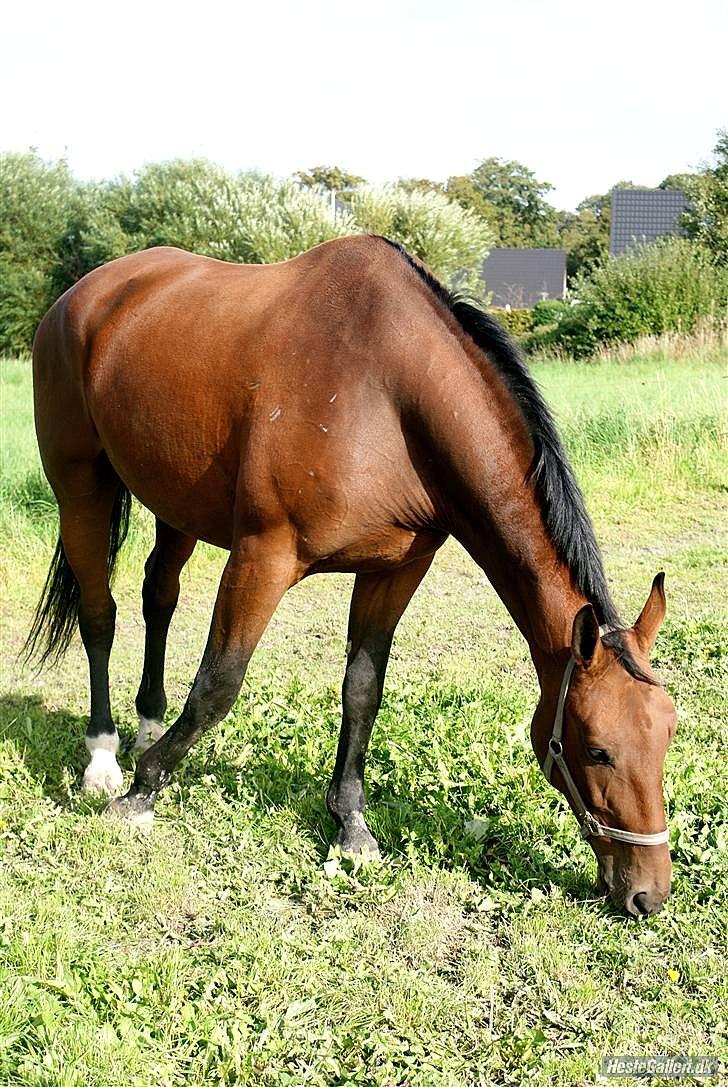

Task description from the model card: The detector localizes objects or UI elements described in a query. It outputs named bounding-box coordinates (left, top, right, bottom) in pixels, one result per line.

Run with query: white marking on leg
left=83, top=733, right=123, bottom=796
left=134, top=715, right=165, bottom=751
left=105, top=795, right=155, bottom=832
left=126, top=808, right=155, bottom=830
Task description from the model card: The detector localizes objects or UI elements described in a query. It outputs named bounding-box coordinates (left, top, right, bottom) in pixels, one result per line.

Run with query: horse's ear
left=571, top=604, right=605, bottom=669
left=633, top=572, right=666, bottom=655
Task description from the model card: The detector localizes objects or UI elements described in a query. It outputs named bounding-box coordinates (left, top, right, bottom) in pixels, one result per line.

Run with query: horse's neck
left=458, top=515, right=582, bottom=671
left=413, top=343, right=585, bottom=671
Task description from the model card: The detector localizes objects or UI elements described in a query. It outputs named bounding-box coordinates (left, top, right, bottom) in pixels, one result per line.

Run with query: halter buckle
left=580, top=812, right=605, bottom=839
left=549, top=738, right=563, bottom=758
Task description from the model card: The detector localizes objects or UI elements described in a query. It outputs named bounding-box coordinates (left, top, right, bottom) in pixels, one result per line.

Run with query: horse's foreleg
left=107, top=529, right=298, bottom=826
left=134, top=520, right=197, bottom=750
left=327, top=554, right=435, bottom=856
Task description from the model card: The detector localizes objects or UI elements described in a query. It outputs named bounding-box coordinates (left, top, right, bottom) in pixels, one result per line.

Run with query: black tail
left=22, top=485, right=132, bottom=668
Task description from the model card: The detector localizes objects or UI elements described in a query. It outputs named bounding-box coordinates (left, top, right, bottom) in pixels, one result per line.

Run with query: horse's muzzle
left=623, top=887, right=669, bottom=918
left=598, top=870, right=670, bottom=918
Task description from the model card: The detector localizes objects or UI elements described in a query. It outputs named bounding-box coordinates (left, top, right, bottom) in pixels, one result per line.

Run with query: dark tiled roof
left=609, top=189, right=689, bottom=255
left=482, top=248, right=566, bottom=308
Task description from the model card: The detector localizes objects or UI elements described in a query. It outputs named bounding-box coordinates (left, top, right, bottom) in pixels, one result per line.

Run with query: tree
left=658, top=172, right=697, bottom=191
left=444, top=175, right=498, bottom=233
left=453, top=157, right=559, bottom=247
left=295, top=165, right=366, bottom=192
left=557, top=205, right=606, bottom=279
left=347, top=185, right=493, bottom=292
left=0, top=157, right=496, bottom=353
left=557, top=182, right=639, bottom=280
left=229, top=174, right=357, bottom=264
left=0, top=158, right=364, bottom=352
left=684, top=129, right=728, bottom=264
left=0, top=151, right=82, bottom=353
left=397, top=177, right=444, bottom=195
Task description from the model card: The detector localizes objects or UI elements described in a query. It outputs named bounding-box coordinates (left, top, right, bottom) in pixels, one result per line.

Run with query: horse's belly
left=90, top=389, right=238, bottom=547
left=107, top=444, right=235, bottom=547
left=306, top=526, right=444, bottom=574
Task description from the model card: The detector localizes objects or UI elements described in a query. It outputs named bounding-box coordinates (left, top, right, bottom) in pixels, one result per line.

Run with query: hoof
left=105, top=790, right=156, bottom=830
left=335, top=812, right=380, bottom=858
left=82, top=749, right=124, bottom=797
left=134, top=716, right=165, bottom=752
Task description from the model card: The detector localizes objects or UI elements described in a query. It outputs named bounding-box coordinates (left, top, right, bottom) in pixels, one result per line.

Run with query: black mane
left=380, top=237, right=652, bottom=682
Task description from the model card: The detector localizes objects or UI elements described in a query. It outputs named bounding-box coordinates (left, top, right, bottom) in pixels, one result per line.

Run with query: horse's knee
left=187, top=653, right=247, bottom=727
left=78, top=597, right=116, bottom=653
left=141, top=530, right=195, bottom=620
left=141, top=564, right=179, bottom=623
left=343, top=649, right=382, bottom=723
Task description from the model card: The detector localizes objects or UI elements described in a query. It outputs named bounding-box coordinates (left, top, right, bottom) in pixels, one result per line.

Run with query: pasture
left=1, top=344, right=726, bottom=1086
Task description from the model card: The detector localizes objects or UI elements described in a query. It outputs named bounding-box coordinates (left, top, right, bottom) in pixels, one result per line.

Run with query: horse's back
left=38, top=236, right=415, bottom=395
left=33, top=238, right=440, bottom=556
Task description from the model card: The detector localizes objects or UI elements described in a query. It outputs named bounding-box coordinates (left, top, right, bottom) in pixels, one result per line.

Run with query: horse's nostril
left=630, top=890, right=664, bottom=917
left=632, top=892, right=650, bottom=916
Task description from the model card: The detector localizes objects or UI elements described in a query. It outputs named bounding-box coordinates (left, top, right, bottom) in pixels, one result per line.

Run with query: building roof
left=609, top=189, right=689, bottom=255
left=482, top=248, right=566, bottom=309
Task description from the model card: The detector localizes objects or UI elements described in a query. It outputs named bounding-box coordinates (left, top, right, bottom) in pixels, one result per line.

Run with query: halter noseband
left=541, top=656, right=669, bottom=847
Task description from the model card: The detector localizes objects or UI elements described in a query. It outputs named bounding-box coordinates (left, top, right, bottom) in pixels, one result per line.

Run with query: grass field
left=1, top=344, right=726, bottom=1086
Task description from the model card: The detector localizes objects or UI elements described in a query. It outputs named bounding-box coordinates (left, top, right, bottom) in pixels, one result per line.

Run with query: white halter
left=541, top=656, right=670, bottom=847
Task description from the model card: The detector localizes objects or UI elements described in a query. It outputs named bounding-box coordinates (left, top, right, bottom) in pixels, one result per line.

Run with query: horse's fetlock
left=135, top=683, right=167, bottom=722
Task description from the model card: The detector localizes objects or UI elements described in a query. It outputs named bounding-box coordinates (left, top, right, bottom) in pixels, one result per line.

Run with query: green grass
left=1, top=348, right=727, bottom=1086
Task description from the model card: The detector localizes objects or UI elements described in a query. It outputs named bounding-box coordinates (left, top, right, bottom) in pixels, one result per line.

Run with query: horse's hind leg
left=134, top=520, right=196, bottom=750
left=107, top=528, right=298, bottom=825
left=327, top=553, right=435, bottom=856
left=54, top=457, right=127, bottom=795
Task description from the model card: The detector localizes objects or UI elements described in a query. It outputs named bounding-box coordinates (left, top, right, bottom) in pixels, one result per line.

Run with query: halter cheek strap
left=541, top=656, right=670, bottom=847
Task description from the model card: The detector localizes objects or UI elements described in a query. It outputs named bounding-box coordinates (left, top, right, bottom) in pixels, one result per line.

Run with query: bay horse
left=26, top=236, right=677, bottom=917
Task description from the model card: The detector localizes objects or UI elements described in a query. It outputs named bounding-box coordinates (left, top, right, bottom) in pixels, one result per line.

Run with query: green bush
left=77, top=162, right=355, bottom=267
left=0, top=152, right=81, bottom=354
left=0, top=158, right=360, bottom=351
left=85, top=165, right=493, bottom=285
left=545, top=238, right=728, bottom=358
left=0, top=261, right=51, bottom=356
left=230, top=173, right=356, bottom=263
left=531, top=298, right=570, bottom=328
left=348, top=185, right=493, bottom=291
left=489, top=308, right=534, bottom=336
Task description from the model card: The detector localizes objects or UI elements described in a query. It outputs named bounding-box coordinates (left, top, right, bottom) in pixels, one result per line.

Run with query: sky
left=2, top=0, right=726, bottom=211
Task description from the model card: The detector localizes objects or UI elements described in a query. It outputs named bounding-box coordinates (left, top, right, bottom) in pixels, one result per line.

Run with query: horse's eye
left=587, top=747, right=613, bottom=766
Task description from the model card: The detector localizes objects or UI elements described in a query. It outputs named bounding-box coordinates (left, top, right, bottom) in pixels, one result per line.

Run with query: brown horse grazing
left=26, top=235, right=677, bottom=917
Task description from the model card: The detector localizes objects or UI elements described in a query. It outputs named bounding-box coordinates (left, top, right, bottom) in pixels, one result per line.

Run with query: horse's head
left=532, top=574, right=677, bottom=917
